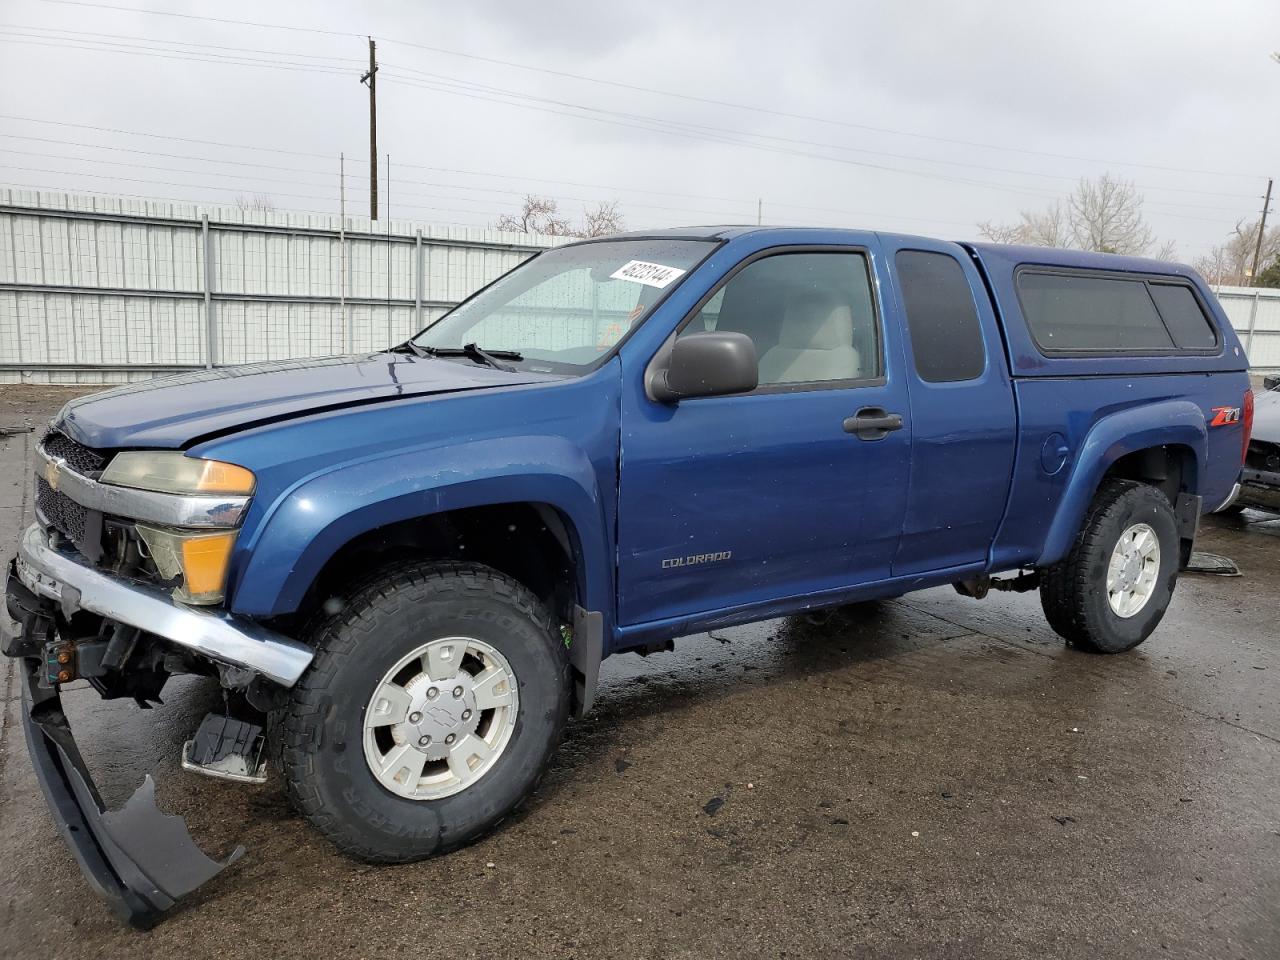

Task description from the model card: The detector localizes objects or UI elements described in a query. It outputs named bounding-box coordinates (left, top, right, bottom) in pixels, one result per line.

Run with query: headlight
left=101, top=452, right=256, bottom=496
left=135, top=524, right=239, bottom=605
left=103, top=452, right=254, bottom=605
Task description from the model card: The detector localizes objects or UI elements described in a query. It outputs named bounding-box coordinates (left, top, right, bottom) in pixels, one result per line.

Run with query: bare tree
left=1192, top=219, right=1280, bottom=286
left=978, top=202, right=1068, bottom=247
left=978, top=174, right=1170, bottom=257
left=495, top=195, right=574, bottom=236
left=1153, top=239, right=1179, bottom=263
left=495, top=195, right=625, bottom=238
left=976, top=219, right=1026, bottom=245
left=580, top=200, right=626, bottom=238
left=234, top=192, right=276, bottom=213
left=1066, top=174, right=1156, bottom=255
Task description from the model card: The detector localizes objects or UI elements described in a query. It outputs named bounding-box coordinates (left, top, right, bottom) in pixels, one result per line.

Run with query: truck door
left=883, top=238, right=1017, bottom=576
left=616, top=242, right=912, bottom=626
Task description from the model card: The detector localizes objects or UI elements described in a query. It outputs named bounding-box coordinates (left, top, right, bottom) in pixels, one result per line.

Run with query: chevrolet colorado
left=2, top=226, right=1253, bottom=925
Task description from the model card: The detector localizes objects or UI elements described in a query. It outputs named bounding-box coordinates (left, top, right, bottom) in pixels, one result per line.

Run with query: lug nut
left=426, top=688, right=439, bottom=700
left=418, top=735, right=431, bottom=747
left=445, top=733, right=456, bottom=744
left=452, top=686, right=463, bottom=698
left=408, top=711, right=422, bottom=723
left=461, top=709, right=472, bottom=721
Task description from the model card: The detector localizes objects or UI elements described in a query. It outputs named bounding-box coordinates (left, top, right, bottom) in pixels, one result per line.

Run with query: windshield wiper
left=392, top=340, right=430, bottom=358
left=422, top=343, right=522, bottom=372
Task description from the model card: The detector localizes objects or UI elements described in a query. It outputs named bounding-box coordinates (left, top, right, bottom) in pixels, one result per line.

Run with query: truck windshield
left=411, top=238, right=716, bottom=373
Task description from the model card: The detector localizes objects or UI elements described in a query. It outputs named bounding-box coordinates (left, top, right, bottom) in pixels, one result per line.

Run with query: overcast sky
left=1, top=0, right=1276, bottom=260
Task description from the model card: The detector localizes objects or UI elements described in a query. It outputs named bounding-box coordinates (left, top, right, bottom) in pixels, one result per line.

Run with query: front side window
left=680, top=251, right=879, bottom=386
left=414, top=239, right=715, bottom=373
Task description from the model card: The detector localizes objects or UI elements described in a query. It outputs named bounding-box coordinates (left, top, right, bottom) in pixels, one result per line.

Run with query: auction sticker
left=610, top=260, right=687, bottom=289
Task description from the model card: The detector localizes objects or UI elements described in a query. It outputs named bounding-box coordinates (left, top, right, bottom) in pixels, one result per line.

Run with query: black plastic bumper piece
left=18, top=659, right=244, bottom=928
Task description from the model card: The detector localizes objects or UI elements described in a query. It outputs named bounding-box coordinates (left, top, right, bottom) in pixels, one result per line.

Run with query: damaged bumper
left=12, top=522, right=313, bottom=686
left=15, top=658, right=243, bottom=928
left=1238, top=467, right=1280, bottom=512
left=3, top=525, right=314, bottom=926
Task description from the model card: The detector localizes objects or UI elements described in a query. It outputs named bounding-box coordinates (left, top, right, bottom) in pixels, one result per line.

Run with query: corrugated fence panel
left=0, top=189, right=557, bottom=382
left=9, top=189, right=1276, bottom=384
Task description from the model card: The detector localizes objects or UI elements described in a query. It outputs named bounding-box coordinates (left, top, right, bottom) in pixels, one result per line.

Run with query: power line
left=37, top=0, right=1261, bottom=180
left=38, top=0, right=361, bottom=38
left=381, top=65, right=1261, bottom=204
left=0, top=22, right=365, bottom=61
left=6, top=25, right=1258, bottom=212
left=0, top=33, right=355, bottom=76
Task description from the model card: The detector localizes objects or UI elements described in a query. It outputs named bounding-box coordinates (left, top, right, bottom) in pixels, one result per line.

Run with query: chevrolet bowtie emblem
left=44, top=459, right=60, bottom=491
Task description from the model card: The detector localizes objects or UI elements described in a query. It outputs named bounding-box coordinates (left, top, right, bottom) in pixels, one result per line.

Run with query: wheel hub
left=1106, top=522, right=1160, bottom=619
left=395, top=674, right=480, bottom=762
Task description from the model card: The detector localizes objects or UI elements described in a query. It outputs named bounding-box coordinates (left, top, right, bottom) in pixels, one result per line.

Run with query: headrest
left=780, top=295, right=855, bottom=350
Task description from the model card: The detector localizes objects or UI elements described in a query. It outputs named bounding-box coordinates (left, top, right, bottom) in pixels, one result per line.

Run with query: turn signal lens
left=135, top=524, right=238, bottom=605
left=102, top=452, right=255, bottom=496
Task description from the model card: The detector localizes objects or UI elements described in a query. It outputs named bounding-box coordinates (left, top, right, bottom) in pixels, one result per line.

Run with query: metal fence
left=1210, top=284, right=1280, bottom=371
left=3, top=189, right=1279, bottom=383
left=0, top=189, right=561, bottom=383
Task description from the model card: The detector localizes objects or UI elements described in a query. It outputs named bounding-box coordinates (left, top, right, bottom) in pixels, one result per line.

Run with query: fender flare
left=1036, top=400, right=1207, bottom=567
left=228, top=436, right=613, bottom=624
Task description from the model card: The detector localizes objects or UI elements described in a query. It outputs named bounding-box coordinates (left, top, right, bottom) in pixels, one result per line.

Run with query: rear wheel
left=281, top=561, right=570, bottom=862
left=1040, top=479, right=1179, bottom=654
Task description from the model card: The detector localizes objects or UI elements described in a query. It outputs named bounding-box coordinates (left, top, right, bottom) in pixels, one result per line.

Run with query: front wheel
left=280, top=562, right=571, bottom=862
left=1039, top=479, right=1179, bottom=654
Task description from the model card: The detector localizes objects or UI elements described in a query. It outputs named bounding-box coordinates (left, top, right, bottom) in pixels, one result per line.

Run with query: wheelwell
left=1103, top=444, right=1198, bottom=504
left=293, top=502, right=580, bottom=630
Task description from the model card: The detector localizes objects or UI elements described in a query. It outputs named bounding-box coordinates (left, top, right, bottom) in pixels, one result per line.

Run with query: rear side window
left=1147, top=284, right=1218, bottom=350
left=1017, top=270, right=1218, bottom=355
left=895, top=250, right=986, bottom=382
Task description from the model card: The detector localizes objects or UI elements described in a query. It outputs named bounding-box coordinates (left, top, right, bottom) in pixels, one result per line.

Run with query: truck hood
left=54, top=352, right=563, bottom=449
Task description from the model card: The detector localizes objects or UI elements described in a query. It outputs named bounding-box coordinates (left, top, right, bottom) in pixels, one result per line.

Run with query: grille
left=36, top=476, right=89, bottom=545
left=41, top=430, right=108, bottom=475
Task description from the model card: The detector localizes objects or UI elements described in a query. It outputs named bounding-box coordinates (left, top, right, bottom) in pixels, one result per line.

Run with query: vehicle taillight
left=1241, top=388, right=1254, bottom=465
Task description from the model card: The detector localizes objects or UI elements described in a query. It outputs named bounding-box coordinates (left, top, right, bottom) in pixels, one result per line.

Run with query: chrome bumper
left=14, top=523, right=313, bottom=686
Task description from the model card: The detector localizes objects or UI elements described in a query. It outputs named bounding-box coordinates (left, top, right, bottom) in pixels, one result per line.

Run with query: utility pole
left=1249, top=177, right=1273, bottom=286
left=757, top=198, right=762, bottom=225
left=360, top=38, right=378, bottom=220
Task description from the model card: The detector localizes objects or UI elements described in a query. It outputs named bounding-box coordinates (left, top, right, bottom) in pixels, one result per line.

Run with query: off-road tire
left=1040, top=479, right=1179, bottom=654
left=280, top=561, right=571, bottom=862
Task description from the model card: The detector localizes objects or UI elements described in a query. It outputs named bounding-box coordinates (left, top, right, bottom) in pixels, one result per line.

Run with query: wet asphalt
left=0, top=386, right=1277, bottom=960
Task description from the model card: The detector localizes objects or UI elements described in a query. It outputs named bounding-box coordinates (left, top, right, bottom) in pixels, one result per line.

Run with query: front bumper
left=14, top=657, right=242, bottom=928
left=13, top=522, right=313, bottom=686
left=4, top=524, right=315, bottom=927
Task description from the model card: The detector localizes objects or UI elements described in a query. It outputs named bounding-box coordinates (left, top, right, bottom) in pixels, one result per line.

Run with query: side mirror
left=650, top=331, right=758, bottom=403
left=1265, top=374, right=1279, bottom=392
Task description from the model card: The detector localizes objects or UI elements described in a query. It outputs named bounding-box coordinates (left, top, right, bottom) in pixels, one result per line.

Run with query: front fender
left=1036, top=400, right=1207, bottom=567
left=228, top=436, right=612, bottom=619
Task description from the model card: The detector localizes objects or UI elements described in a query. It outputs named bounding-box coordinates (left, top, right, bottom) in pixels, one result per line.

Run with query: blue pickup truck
left=2, top=226, right=1254, bottom=925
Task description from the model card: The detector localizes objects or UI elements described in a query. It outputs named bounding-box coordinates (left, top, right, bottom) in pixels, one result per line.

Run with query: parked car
left=2, top=227, right=1253, bottom=926
left=1218, top=375, right=1280, bottom=515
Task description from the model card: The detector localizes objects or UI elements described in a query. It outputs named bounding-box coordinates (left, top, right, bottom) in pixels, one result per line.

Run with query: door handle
left=843, top=407, right=904, bottom=440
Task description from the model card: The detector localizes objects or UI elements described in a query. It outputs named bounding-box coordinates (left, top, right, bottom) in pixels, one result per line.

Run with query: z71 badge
left=1209, top=405, right=1242, bottom=427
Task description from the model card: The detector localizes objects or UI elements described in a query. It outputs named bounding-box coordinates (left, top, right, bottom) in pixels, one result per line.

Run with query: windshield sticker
left=610, top=260, right=687, bottom=289
left=597, top=321, right=625, bottom=350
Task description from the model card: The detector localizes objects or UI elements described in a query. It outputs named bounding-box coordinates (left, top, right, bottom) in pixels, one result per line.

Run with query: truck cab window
left=680, top=251, right=879, bottom=386
left=895, top=250, right=987, bottom=383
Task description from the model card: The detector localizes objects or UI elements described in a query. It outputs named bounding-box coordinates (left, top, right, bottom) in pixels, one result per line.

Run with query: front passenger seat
left=758, top=295, right=861, bottom=384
